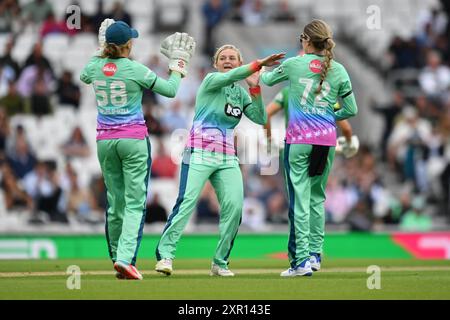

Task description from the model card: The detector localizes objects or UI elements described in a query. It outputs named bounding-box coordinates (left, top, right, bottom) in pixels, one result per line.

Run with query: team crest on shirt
left=275, top=65, right=284, bottom=74
left=103, top=63, right=117, bottom=76
left=224, top=103, right=242, bottom=118
left=309, top=60, right=322, bottom=73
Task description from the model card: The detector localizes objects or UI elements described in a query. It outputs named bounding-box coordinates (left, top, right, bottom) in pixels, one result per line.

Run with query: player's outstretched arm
left=204, top=53, right=285, bottom=92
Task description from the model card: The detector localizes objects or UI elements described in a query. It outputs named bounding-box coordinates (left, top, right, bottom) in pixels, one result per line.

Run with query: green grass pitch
left=0, top=258, right=449, bottom=300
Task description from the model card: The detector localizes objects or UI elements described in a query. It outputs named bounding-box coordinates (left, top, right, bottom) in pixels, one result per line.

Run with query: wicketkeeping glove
left=336, top=135, right=360, bottom=158
left=94, top=18, right=115, bottom=56
left=160, top=32, right=196, bottom=77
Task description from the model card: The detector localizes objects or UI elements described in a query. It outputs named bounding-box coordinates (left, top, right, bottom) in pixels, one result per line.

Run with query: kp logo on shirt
left=225, top=103, right=242, bottom=118
left=103, top=63, right=117, bottom=76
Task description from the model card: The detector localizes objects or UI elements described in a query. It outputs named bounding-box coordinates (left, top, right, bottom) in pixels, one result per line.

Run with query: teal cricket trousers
left=97, top=137, right=151, bottom=266
left=156, top=148, right=243, bottom=268
left=284, top=143, right=335, bottom=268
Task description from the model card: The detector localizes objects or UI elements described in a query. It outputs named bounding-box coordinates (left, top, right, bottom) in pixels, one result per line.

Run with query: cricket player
left=80, top=19, right=195, bottom=280
left=261, top=19, right=359, bottom=277
left=155, top=44, right=285, bottom=276
left=264, top=87, right=356, bottom=150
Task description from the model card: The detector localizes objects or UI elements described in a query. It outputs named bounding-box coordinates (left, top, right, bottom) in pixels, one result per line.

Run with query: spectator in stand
left=0, top=61, right=15, bottom=98
left=414, top=94, right=441, bottom=124
left=202, top=0, right=230, bottom=56
left=108, top=1, right=132, bottom=27
left=142, top=55, right=164, bottom=105
left=5, top=124, right=28, bottom=155
left=240, top=0, right=267, bottom=26
left=0, top=159, right=33, bottom=212
left=143, top=103, right=164, bottom=137
left=89, top=174, right=106, bottom=212
left=30, top=78, right=53, bottom=116
left=229, top=0, right=244, bottom=22
left=22, top=42, right=53, bottom=75
left=346, top=197, right=373, bottom=231
left=23, top=160, right=67, bottom=223
left=64, top=167, right=99, bottom=222
left=196, top=182, right=219, bottom=224
left=387, top=36, right=421, bottom=70
left=383, top=189, right=412, bottom=224
left=40, top=11, right=77, bottom=38
left=151, top=138, right=177, bottom=179
left=90, top=0, right=108, bottom=32
left=0, top=107, right=10, bottom=152
left=0, top=81, right=26, bottom=116
left=21, top=0, right=53, bottom=26
left=324, top=175, right=355, bottom=224
left=145, top=193, right=167, bottom=224
left=17, top=61, right=53, bottom=98
left=271, top=0, right=296, bottom=23
left=419, top=50, right=450, bottom=102
left=6, top=132, right=36, bottom=179
left=161, top=99, right=187, bottom=132
left=242, top=197, right=266, bottom=230
left=388, top=107, right=433, bottom=191
left=371, top=91, right=407, bottom=161
left=400, top=195, right=432, bottom=231
left=0, top=0, right=21, bottom=33
left=56, top=70, right=81, bottom=109
left=61, top=126, right=90, bottom=159
left=0, top=37, right=20, bottom=78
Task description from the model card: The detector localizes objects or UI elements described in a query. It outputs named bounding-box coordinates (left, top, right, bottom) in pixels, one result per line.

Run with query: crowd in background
left=0, top=0, right=449, bottom=232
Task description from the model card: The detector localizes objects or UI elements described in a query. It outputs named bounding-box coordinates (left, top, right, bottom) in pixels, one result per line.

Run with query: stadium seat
left=11, top=33, right=38, bottom=65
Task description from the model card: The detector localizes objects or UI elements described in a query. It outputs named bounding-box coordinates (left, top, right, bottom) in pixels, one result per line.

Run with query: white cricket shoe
left=280, top=259, right=313, bottom=277
left=309, top=253, right=321, bottom=272
left=210, top=263, right=235, bottom=277
left=155, top=258, right=173, bottom=276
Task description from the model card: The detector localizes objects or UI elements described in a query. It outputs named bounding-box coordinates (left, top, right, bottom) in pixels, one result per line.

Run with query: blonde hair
left=303, top=19, right=335, bottom=93
left=213, top=44, right=243, bottom=68
left=101, top=40, right=131, bottom=59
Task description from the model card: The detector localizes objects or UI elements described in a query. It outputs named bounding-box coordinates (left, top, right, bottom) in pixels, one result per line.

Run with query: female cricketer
left=264, top=86, right=357, bottom=154
left=261, top=19, right=359, bottom=277
left=80, top=19, right=195, bottom=280
left=155, top=45, right=285, bottom=276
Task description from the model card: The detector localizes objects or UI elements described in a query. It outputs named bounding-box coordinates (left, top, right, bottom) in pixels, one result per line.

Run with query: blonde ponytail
left=302, top=19, right=335, bottom=93
left=101, top=41, right=131, bottom=59
left=317, top=38, right=335, bottom=93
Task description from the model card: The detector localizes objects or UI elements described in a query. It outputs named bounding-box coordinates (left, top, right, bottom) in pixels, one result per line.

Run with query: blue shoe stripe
left=224, top=215, right=242, bottom=262
left=284, top=144, right=297, bottom=268
left=104, top=187, right=113, bottom=262
left=155, top=156, right=190, bottom=261
left=131, top=138, right=152, bottom=266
